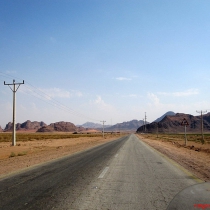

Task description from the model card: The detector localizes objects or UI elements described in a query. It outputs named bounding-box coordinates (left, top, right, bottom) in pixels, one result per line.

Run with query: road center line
left=98, top=167, right=109, bottom=179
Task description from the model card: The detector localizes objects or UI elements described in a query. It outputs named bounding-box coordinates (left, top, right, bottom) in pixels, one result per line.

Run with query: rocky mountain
left=105, top=119, right=146, bottom=131
left=136, top=113, right=210, bottom=133
left=78, top=122, right=111, bottom=129
left=0, top=126, right=3, bottom=132
left=4, top=120, right=46, bottom=132
left=4, top=122, right=13, bottom=131
left=153, top=111, right=176, bottom=122
left=37, top=121, right=85, bottom=132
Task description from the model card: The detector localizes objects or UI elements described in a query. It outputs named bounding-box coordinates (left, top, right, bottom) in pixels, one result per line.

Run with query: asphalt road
left=0, top=134, right=199, bottom=210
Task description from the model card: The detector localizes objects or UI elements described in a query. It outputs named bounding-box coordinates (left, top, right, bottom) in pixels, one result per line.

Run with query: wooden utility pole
left=184, top=125, right=187, bottom=146
left=4, top=80, right=24, bottom=146
left=100, top=120, right=106, bottom=138
left=181, top=118, right=189, bottom=146
left=145, top=112, right=147, bottom=132
left=196, top=110, right=207, bottom=144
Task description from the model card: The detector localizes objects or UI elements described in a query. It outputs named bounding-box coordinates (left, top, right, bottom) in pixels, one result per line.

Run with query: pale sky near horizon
left=1, top=0, right=210, bottom=128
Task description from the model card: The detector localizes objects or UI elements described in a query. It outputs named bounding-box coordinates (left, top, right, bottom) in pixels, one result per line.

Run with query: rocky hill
left=4, top=120, right=46, bottom=132
left=105, top=119, right=145, bottom=132
left=136, top=113, right=210, bottom=133
left=0, top=126, right=3, bottom=132
left=153, top=111, right=175, bottom=122
left=37, top=121, right=86, bottom=132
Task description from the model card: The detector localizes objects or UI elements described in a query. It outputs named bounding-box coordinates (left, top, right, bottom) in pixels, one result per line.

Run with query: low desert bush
left=9, top=152, right=16, bottom=158
left=17, top=151, right=27, bottom=156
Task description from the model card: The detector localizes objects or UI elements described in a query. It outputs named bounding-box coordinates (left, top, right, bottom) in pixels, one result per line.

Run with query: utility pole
left=145, top=112, right=147, bottom=132
left=4, top=79, right=24, bottom=146
left=196, top=110, right=207, bottom=144
left=184, top=125, right=187, bottom=146
left=181, top=118, right=189, bottom=146
left=100, top=120, right=106, bottom=138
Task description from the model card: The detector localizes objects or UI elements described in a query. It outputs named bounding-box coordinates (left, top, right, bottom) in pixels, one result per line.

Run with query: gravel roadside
left=137, top=134, right=210, bottom=182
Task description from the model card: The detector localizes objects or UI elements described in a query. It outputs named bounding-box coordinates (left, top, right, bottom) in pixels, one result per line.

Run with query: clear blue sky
left=1, top=0, right=210, bottom=128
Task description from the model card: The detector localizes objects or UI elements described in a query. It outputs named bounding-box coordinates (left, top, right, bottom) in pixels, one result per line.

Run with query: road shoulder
left=136, top=134, right=210, bottom=182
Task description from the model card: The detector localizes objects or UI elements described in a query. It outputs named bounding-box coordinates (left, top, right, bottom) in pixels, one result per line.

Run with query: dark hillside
left=137, top=113, right=210, bottom=133
left=37, top=121, right=88, bottom=132
left=4, top=120, right=47, bottom=132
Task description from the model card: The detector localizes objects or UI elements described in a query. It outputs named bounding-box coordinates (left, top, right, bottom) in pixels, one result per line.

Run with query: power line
left=24, top=83, right=100, bottom=121
left=32, top=83, right=99, bottom=121
left=23, top=84, right=91, bottom=119
left=4, top=79, right=24, bottom=146
left=1, top=72, right=100, bottom=122
left=0, top=72, right=88, bottom=119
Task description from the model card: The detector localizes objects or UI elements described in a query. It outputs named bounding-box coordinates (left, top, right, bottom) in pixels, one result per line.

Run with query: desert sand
left=0, top=134, right=119, bottom=177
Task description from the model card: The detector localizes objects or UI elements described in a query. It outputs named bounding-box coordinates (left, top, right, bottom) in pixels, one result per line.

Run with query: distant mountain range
left=77, top=122, right=111, bottom=129
left=137, top=112, right=210, bottom=133
left=4, top=111, right=209, bottom=134
left=77, top=120, right=146, bottom=131
left=1, top=119, right=148, bottom=133
left=104, top=120, right=146, bottom=131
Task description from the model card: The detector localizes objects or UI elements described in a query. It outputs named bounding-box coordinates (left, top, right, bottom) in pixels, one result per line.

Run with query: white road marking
left=98, top=167, right=109, bottom=179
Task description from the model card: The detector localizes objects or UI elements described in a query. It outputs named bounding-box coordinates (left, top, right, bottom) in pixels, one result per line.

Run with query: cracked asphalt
left=0, top=134, right=199, bottom=210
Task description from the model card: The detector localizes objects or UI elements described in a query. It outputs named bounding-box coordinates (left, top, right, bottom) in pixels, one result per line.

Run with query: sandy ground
left=1, top=134, right=210, bottom=182
left=0, top=134, right=120, bottom=177
left=137, top=134, right=210, bottom=182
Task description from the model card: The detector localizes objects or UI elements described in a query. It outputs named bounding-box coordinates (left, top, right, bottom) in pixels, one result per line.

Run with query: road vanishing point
left=0, top=134, right=201, bottom=210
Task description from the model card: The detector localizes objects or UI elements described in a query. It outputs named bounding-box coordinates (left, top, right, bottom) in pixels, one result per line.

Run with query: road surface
left=0, top=134, right=199, bottom=209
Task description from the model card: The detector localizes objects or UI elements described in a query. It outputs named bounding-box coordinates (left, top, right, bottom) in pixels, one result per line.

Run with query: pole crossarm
left=196, top=110, right=207, bottom=114
left=4, top=80, right=24, bottom=92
